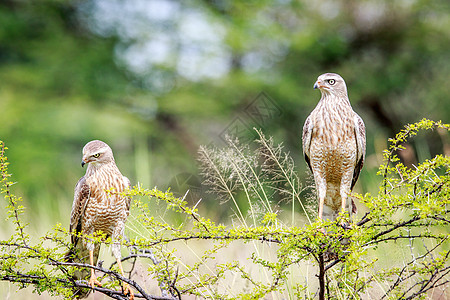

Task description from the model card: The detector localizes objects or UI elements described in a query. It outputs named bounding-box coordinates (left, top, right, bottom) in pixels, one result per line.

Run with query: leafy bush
left=1, top=119, right=449, bottom=299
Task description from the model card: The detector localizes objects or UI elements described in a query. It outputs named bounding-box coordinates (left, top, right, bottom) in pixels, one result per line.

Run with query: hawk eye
left=92, top=153, right=100, bottom=158
left=328, top=79, right=336, bottom=85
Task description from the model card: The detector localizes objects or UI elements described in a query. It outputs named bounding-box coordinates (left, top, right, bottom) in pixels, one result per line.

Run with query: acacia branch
left=0, top=142, right=28, bottom=246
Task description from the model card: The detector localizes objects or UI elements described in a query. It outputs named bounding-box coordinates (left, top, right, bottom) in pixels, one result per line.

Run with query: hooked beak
left=314, top=80, right=323, bottom=90
left=81, top=156, right=89, bottom=168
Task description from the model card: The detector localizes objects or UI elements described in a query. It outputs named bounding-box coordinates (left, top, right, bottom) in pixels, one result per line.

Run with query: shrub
left=0, top=119, right=448, bottom=299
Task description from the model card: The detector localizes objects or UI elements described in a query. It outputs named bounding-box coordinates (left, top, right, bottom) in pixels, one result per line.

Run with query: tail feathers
left=65, top=242, right=100, bottom=299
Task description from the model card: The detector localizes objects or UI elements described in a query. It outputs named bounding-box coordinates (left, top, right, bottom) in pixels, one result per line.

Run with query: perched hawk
left=302, top=73, right=366, bottom=222
left=67, top=140, right=134, bottom=299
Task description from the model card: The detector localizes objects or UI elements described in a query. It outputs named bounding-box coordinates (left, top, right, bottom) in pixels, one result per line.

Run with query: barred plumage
left=302, top=73, right=366, bottom=222
left=67, top=140, right=134, bottom=299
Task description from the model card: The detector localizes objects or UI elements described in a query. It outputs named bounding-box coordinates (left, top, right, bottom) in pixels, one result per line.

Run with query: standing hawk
left=67, top=140, right=134, bottom=299
left=302, top=73, right=366, bottom=222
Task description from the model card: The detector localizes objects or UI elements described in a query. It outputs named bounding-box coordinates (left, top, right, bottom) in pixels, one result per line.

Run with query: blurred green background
left=0, top=0, right=449, bottom=231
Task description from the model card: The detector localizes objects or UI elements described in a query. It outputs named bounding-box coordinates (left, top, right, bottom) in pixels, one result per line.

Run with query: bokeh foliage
left=0, top=0, right=449, bottom=228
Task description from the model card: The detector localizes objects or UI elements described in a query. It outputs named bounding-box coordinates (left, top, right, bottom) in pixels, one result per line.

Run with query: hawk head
left=313, top=73, right=348, bottom=97
left=81, top=140, right=115, bottom=167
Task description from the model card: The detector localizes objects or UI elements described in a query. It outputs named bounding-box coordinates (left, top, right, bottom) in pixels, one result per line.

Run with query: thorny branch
left=0, top=120, right=449, bottom=299
left=0, top=142, right=28, bottom=246
left=1, top=240, right=176, bottom=300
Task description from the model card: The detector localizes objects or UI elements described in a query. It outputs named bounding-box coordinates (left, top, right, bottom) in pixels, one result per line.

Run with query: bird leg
left=316, top=176, right=327, bottom=221
left=317, top=196, right=327, bottom=234
left=318, top=199, right=325, bottom=220
left=88, top=250, right=102, bottom=290
left=316, top=179, right=327, bottom=234
left=316, top=176, right=327, bottom=233
left=339, top=189, right=352, bottom=229
left=341, top=193, right=347, bottom=216
left=116, top=257, right=134, bottom=300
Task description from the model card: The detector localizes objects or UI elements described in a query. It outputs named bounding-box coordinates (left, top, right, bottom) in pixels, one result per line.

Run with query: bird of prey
left=67, top=140, right=134, bottom=299
left=302, top=73, right=366, bottom=222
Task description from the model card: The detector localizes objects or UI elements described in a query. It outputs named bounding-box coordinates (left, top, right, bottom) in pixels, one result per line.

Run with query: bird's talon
left=122, top=283, right=134, bottom=300
left=88, top=276, right=102, bottom=290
